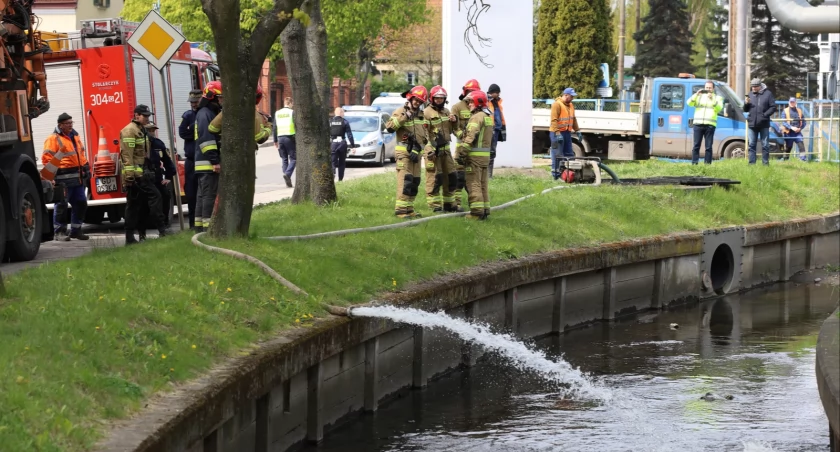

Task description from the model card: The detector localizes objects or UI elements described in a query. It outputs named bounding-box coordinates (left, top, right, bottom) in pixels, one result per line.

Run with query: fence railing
left=532, top=99, right=640, bottom=112
left=768, top=101, right=840, bottom=163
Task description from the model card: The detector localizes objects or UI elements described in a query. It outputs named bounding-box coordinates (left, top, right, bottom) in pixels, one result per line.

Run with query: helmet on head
left=404, top=85, right=428, bottom=104
left=430, top=85, right=448, bottom=99
left=461, top=79, right=480, bottom=97
left=255, top=84, right=264, bottom=105
left=203, top=81, right=223, bottom=100
left=466, top=90, right=489, bottom=109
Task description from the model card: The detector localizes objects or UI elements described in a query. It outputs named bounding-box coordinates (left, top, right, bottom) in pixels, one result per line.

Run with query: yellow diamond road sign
left=127, top=10, right=186, bottom=71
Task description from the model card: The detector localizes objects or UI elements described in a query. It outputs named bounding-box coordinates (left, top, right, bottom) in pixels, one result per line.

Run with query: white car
left=344, top=106, right=396, bottom=166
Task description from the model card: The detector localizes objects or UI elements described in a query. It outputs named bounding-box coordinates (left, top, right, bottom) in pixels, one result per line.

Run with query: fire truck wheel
left=6, top=173, right=42, bottom=262
left=108, top=206, right=123, bottom=224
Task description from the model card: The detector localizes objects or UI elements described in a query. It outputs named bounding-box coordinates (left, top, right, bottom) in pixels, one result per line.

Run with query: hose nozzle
left=324, top=305, right=351, bottom=317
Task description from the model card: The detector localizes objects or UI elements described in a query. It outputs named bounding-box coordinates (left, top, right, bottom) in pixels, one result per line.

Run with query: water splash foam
left=351, top=306, right=613, bottom=402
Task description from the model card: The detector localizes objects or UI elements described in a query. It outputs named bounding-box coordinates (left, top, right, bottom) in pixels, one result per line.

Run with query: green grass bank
left=1, top=159, right=838, bottom=450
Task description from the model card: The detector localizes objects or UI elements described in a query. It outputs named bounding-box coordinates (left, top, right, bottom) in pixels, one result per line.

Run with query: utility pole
left=618, top=0, right=626, bottom=97
left=735, top=0, right=748, bottom=96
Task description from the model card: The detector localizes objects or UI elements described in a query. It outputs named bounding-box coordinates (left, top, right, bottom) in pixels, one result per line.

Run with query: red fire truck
left=33, top=18, right=220, bottom=224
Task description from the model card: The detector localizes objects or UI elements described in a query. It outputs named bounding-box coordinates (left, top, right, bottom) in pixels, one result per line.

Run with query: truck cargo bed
left=532, top=108, right=644, bottom=135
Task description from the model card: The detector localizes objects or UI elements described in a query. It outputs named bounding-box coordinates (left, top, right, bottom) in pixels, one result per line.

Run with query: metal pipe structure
left=735, top=0, right=748, bottom=97
left=618, top=0, right=625, bottom=97
left=763, top=0, right=840, bottom=33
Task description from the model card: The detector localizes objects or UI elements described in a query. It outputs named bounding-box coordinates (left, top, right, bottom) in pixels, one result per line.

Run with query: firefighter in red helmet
left=449, top=78, right=480, bottom=211
left=193, top=80, right=223, bottom=232
left=385, top=85, right=429, bottom=218
left=456, top=90, right=494, bottom=220
left=423, top=85, right=459, bottom=212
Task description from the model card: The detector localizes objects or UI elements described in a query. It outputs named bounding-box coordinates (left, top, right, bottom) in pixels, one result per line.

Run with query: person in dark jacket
left=136, top=122, right=176, bottom=240
left=743, top=78, right=777, bottom=165
left=178, top=89, right=202, bottom=229
left=329, top=107, right=356, bottom=181
left=194, top=81, right=223, bottom=232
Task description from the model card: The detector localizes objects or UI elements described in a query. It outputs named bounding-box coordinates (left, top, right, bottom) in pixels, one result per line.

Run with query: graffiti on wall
left=458, top=0, right=494, bottom=68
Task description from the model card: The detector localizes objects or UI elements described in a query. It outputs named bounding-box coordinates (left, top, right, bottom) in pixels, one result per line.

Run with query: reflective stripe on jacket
left=450, top=100, right=471, bottom=140
left=119, top=121, right=150, bottom=181
left=457, top=110, right=493, bottom=163
left=688, top=92, right=724, bottom=127
left=550, top=100, right=578, bottom=132
left=386, top=105, right=428, bottom=153
left=194, top=104, right=221, bottom=172
left=41, top=128, right=87, bottom=182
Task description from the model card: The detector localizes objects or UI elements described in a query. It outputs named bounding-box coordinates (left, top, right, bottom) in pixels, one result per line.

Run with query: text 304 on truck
left=32, top=18, right=220, bottom=225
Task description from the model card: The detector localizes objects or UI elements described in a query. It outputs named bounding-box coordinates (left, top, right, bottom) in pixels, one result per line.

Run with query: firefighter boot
left=125, top=233, right=139, bottom=245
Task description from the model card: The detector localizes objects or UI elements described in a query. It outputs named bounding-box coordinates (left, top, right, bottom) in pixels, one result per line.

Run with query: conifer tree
left=534, top=0, right=616, bottom=99
left=631, top=0, right=694, bottom=92
left=701, top=0, right=727, bottom=81
left=750, top=0, right=819, bottom=98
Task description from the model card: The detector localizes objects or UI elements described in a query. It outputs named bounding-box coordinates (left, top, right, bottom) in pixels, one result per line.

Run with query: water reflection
left=302, top=283, right=838, bottom=452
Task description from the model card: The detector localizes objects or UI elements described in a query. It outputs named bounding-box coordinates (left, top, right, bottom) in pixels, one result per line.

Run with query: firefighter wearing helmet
left=449, top=78, right=480, bottom=210
left=423, top=85, right=460, bottom=212
left=193, top=80, right=223, bottom=232
left=207, top=84, right=273, bottom=150
left=456, top=90, right=494, bottom=220
left=385, top=85, right=430, bottom=219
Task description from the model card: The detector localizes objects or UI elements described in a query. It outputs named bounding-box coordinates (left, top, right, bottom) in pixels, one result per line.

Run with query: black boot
left=158, top=227, right=168, bottom=237
left=125, top=233, right=138, bottom=245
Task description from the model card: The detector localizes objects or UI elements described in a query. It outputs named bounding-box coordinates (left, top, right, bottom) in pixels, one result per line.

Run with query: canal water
left=303, top=282, right=839, bottom=452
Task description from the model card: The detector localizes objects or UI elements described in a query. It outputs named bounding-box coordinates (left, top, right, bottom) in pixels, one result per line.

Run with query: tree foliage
left=122, top=0, right=426, bottom=77
left=631, top=0, right=694, bottom=92
left=322, top=0, right=427, bottom=81
left=701, top=0, right=727, bottom=81
left=534, top=0, right=616, bottom=99
left=750, top=0, right=820, bottom=99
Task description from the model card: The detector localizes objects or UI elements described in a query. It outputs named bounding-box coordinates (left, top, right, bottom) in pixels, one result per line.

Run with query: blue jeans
left=784, top=132, right=807, bottom=159
left=748, top=127, right=770, bottom=165
left=277, top=136, right=297, bottom=177
left=549, top=131, right=574, bottom=177
left=54, top=184, right=87, bottom=232
left=691, top=124, right=715, bottom=164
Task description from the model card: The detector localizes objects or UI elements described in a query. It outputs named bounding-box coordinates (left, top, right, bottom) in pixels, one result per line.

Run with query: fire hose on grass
left=191, top=160, right=609, bottom=296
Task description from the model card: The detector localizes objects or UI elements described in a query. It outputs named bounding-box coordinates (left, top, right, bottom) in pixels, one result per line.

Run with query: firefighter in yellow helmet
left=455, top=90, right=494, bottom=220
left=449, top=78, right=480, bottom=210
left=385, top=85, right=429, bottom=219
left=423, top=85, right=460, bottom=212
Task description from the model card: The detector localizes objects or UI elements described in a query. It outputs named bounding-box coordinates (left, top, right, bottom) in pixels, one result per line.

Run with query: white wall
left=442, top=1, right=533, bottom=168
left=33, top=10, right=78, bottom=33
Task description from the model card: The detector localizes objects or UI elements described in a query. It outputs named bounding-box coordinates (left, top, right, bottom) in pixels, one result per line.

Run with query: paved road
left=1, top=144, right=393, bottom=275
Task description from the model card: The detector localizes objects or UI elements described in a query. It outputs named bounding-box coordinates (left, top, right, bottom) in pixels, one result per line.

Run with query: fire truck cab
left=33, top=18, right=219, bottom=225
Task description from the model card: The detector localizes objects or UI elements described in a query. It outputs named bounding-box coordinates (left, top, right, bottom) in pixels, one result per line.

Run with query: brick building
left=268, top=62, right=371, bottom=115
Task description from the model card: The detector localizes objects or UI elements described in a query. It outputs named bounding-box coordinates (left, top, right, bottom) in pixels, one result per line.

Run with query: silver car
left=344, top=106, right=397, bottom=166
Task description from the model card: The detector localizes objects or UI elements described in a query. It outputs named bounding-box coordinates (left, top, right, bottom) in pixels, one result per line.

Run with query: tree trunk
left=356, top=42, right=371, bottom=105
left=199, top=0, right=304, bottom=237
left=201, top=0, right=257, bottom=238
left=283, top=1, right=336, bottom=205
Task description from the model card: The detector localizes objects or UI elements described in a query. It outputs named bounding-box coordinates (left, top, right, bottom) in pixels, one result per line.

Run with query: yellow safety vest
left=274, top=108, right=295, bottom=136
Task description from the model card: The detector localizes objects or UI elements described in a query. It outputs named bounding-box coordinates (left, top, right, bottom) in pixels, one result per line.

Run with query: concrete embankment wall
left=817, top=308, right=840, bottom=452
left=99, top=214, right=840, bottom=452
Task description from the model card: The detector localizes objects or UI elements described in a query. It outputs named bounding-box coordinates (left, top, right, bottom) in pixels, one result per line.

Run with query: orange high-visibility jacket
left=41, top=128, right=88, bottom=183
left=488, top=97, right=506, bottom=127
left=550, top=99, right=579, bottom=133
